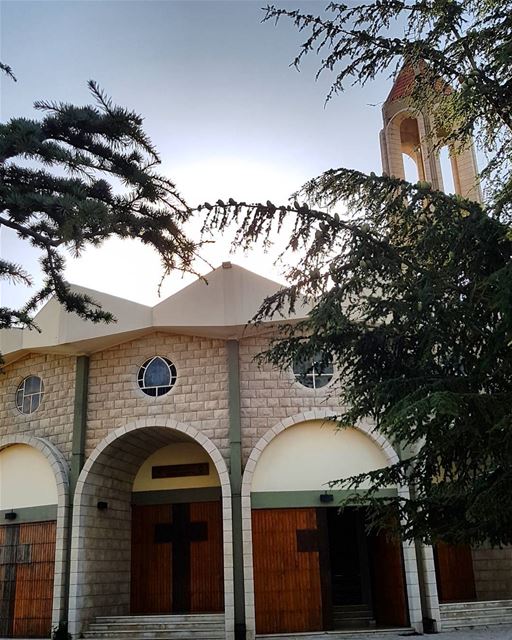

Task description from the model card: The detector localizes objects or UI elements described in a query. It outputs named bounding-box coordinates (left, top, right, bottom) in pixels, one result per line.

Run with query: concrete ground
left=408, top=627, right=512, bottom=639
left=339, top=626, right=512, bottom=639
left=259, top=626, right=512, bottom=640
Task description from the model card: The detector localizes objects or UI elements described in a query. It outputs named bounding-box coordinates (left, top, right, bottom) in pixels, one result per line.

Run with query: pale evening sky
left=1, top=0, right=395, bottom=311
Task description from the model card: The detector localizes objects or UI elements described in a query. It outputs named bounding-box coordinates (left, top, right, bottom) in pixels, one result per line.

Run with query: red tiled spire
left=386, top=64, right=416, bottom=102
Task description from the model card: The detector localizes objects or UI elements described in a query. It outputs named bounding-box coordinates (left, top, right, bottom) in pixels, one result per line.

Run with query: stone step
left=258, top=630, right=412, bottom=640
left=440, top=599, right=512, bottom=611
left=83, top=628, right=225, bottom=640
left=85, top=613, right=225, bottom=640
left=95, top=614, right=224, bottom=623
left=84, top=625, right=224, bottom=638
left=89, top=621, right=225, bottom=629
left=332, top=622, right=374, bottom=630
left=332, top=618, right=374, bottom=624
left=441, top=606, right=512, bottom=620
left=441, top=615, right=512, bottom=630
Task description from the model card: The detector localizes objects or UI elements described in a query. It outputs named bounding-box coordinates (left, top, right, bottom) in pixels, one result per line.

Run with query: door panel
left=190, top=502, right=224, bottom=612
left=370, top=529, right=408, bottom=627
left=131, top=502, right=224, bottom=615
left=434, top=542, right=476, bottom=603
left=0, top=521, right=56, bottom=638
left=131, top=504, right=172, bottom=614
left=252, top=508, right=323, bottom=634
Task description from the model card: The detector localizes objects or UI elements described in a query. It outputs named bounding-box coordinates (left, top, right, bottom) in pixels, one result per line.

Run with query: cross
left=155, top=503, right=208, bottom=612
left=0, top=525, right=32, bottom=637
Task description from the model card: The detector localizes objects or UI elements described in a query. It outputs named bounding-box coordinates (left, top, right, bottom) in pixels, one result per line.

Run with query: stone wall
left=473, top=546, right=512, bottom=601
left=0, top=353, right=76, bottom=459
left=239, top=336, right=340, bottom=463
left=85, top=332, right=230, bottom=460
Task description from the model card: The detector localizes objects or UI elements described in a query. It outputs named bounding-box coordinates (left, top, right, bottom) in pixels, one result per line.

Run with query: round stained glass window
left=138, top=356, right=177, bottom=397
left=292, top=352, right=333, bottom=389
left=16, top=376, right=44, bottom=414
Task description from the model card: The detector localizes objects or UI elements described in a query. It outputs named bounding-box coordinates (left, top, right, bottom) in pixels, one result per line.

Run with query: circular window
left=293, top=352, right=333, bottom=389
left=15, top=376, right=44, bottom=414
left=138, top=356, right=177, bottom=397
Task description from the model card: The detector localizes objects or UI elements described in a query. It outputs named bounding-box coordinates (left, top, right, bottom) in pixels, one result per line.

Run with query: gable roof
left=153, top=262, right=298, bottom=327
left=0, top=263, right=310, bottom=362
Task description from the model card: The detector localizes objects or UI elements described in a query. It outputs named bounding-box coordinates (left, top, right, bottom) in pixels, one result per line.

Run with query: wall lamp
left=4, top=511, right=17, bottom=521
left=320, top=492, right=334, bottom=504
left=97, top=501, right=108, bottom=511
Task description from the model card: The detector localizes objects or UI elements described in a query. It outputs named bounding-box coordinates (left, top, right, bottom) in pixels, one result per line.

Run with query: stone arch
left=242, top=408, right=399, bottom=497
left=384, top=108, right=431, bottom=183
left=68, top=418, right=233, bottom=639
left=0, top=434, right=70, bottom=629
left=240, top=409, right=422, bottom=638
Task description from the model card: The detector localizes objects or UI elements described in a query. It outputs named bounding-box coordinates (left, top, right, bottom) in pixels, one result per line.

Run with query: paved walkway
left=259, top=626, right=512, bottom=640
left=337, top=626, right=512, bottom=639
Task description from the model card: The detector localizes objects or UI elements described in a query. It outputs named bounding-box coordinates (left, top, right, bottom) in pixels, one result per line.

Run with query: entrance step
left=332, top=604, right=375, bottom=630
left=257, top=630, right=413, bottom=640
left=83, top=613, right=225, bottom=639
left=440, top=600, right=512, bottom=630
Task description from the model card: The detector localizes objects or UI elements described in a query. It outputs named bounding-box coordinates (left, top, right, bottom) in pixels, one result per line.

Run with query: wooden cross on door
left=155, top=503, right=208, bottom=612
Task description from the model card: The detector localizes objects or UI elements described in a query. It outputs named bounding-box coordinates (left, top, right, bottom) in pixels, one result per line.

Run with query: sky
left=0, top=0, right=395, bottom=310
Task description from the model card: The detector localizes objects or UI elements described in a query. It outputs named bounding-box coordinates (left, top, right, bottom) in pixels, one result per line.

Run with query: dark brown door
left=131, top=502, right=224, bottom=614
left=369, top=529, right=409, bottom=627
left=0, top=521, right=56, bottom=638
left=252, top=508, right=323, bottom=635
left=434, top=542, right=476, bottom=603
left=189, top=502, right=224, bottom=612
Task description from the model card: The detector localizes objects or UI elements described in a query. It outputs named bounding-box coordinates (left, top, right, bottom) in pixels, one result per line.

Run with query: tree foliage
left=0, top=78, right=197, bottom=334
left=202, top=0, right=512, bottom=545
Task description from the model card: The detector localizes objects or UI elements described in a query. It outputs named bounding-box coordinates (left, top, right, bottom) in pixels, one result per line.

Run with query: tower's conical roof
left=386, top=63, right=416, bottom=103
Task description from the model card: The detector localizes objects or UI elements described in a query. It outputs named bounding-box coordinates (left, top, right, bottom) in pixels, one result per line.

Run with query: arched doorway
left=0, top=436, right=69, bottom=638
left=241, top=411, right=422, bottom=638
left=68, top=420, right=233, bottom=638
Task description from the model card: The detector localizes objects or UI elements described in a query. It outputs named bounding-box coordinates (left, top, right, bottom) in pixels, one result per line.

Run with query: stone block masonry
left=86, top=332, right=230, bottom=461
left=239, top=336, right=341, bottom=464
left=0, top=353, right=76, bottom=460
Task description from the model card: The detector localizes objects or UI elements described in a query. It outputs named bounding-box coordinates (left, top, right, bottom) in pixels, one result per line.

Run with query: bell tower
left=379, top=63, right=482, bottom=202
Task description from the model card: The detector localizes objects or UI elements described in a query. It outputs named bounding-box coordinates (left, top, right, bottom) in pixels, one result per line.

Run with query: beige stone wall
left=239, top=336, right=340, bottom=463
left=0, top=353, right=76, bottom=458
left=473, top=546, right=512, bottom=600
left=85, top=332, right=230, bottom=460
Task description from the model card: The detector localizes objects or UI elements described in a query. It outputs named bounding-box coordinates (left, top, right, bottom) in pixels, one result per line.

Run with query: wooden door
left=131, top=502, right=224, bottom=614
left=370, top=529, right=408, bottom=627
left=190, top=502, right=224, bottom=612
left=0, top=521, right=56, bottom=638
left=252, top=508, right=323, bottom=635
left=131, top=504, right=172, bottom=614
left=434, top=542, right=476, bottom=603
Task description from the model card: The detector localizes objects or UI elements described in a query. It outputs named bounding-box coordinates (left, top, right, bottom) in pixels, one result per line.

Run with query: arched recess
left=241, top=409, right=423, bottom=639
left=384, top=109, right=435, bottom=186
left=68, top=418, right=233, bottom=639
left=0, top=434, right=70, bottom=633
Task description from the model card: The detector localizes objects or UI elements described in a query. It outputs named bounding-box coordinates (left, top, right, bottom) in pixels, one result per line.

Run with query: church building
left=0, top=71, right=511, bottom=640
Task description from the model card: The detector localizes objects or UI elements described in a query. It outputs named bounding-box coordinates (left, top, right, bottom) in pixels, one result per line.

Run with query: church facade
left=0, top=71, right=511, bottom=640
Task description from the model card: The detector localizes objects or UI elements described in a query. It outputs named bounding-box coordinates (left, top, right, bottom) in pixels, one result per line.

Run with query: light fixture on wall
left=4, top=510, right=17, bottom=521
left=97, top=501, right=108, bottom=511
left=319, top=491, right=334, bottom=504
